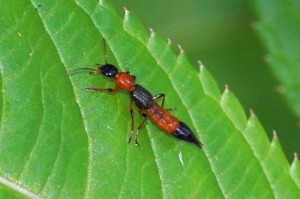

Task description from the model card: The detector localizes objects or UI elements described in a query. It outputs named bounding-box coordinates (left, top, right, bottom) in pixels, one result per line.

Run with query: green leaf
left=0, top=0, right=299, bottom=198
left=253, top=0, right=300, bottom=119
left=291, top=153, right=300, bottom=188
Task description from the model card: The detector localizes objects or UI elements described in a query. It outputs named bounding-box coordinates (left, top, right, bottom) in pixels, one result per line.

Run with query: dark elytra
left=130, top=84, right=153, bottom=109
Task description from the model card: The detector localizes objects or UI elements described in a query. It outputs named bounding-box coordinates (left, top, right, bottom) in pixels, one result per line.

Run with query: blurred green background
left=111, top=0, right=300, bottom=161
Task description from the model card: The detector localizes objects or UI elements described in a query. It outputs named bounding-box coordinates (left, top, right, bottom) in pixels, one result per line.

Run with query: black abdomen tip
left=172, top=121, right=203, bottom=148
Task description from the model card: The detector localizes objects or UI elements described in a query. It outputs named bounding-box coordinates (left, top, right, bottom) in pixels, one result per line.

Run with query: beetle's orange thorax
left=115, top=72, right=135, bottom=92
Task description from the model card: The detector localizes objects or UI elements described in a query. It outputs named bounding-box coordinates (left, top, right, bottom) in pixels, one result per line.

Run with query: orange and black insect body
left=70, top=41, right=202, bottom=148
left=130, top=84, right=201, bottom=147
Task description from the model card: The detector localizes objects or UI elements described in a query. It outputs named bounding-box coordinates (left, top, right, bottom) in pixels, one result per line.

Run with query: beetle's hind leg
left=134, top=111, right=148, bottom=147
left=153, top=93, right=176, bottom=111
left=127, top=99, right=135, bottom=144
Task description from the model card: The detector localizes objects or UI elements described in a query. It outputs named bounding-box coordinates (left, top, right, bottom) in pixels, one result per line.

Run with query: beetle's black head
left=99, top=63, right=118, bottom=78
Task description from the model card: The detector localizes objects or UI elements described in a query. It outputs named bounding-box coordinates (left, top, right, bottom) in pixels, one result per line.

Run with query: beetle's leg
left=134, top=111, right=148, bottom=147
left=153, top=93, right=165, bottom=107
left=85, top=86, right=119, bottom=93
left=165, top=107, right=176, bottom=112
left=127, top=99, right=135, bottom=144
left=153, top=93, right=176, bottom=111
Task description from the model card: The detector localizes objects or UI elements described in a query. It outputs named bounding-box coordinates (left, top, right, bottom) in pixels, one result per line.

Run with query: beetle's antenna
left=103, top=39, right=108, bottom=64
left=68, top=67, right=100, bottom=75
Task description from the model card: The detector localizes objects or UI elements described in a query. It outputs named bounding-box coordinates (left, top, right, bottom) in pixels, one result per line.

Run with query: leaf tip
left=149, top=28, right=156, bottom=37
left=272, top=130, right=278, bottom=140
left=198, top=60, right=205, bottom=70
left=224, top=84, right=230, bottom=93
left=294, top=152, right=299, bottom=161
left=249, top=108, right=255, bottom=116
left=177, top=44, right=184, bottom=54
left=123, top=7, right=129, bottom=15
left=98, top=0, right=104, bottom=5
left=167, top=38, right=172, bottom=45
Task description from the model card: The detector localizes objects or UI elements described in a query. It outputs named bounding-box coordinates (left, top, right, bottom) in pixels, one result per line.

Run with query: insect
left=70, top=41, right=202, bottom=148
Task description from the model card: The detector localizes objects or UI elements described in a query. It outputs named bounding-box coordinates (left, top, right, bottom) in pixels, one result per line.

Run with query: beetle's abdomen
left=145, top=102, right=179, bottom=134
left=172, top=121, right=202, bottom=147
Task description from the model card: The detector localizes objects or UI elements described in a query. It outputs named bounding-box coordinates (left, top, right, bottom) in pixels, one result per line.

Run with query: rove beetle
left=70, top=40, right=202, bottom=148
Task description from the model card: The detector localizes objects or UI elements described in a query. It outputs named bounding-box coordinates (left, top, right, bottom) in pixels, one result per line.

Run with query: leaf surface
left=0, top=0, right=299, bottom=198
left=253, top=0, right=300, bottom=119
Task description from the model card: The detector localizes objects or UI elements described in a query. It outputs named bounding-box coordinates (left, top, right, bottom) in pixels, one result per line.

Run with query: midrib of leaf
left=0, top=176, right=41, bottom=199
